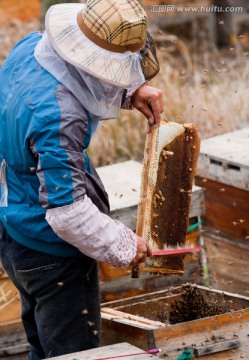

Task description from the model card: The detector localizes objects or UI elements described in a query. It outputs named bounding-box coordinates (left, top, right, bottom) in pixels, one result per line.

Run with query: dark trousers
left=0, top=226, right=100, bottom=359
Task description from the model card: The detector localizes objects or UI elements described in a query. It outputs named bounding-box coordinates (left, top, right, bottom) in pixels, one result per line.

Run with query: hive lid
left=197, top=127, right=249, bottom=190
left=199, top=127, right=249, bottom=168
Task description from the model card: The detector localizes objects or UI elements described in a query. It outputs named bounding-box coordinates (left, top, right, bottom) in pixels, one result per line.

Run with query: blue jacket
left=0, top=32, right=109, bottom=257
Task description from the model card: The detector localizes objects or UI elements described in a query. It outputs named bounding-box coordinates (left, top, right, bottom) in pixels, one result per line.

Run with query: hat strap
left=77, top=12, right=145, bottom=54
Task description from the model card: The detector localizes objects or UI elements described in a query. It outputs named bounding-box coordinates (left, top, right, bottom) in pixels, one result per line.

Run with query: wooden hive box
left=195, top=128, right=249, bottom=296
left=196, top=127, right=249, bottom=241
left=101, top=284, right=249, bottom=359
left=97, top=160, right=206, bottom=302
left=0, top=268, right=21, bottom=325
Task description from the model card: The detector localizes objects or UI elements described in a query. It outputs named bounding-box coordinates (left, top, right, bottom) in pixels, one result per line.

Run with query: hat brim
left=45, top=3, right=147, bottom=88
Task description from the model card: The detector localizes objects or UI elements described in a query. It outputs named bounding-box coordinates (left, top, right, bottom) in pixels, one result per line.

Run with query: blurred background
left=0, top=0, right=249, bottom=167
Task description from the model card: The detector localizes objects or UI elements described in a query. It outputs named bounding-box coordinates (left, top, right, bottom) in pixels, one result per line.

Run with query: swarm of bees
left=157, top=285, right=225, bottom=325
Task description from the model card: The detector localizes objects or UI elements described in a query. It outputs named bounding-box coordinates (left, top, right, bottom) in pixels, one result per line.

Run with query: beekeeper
left=0, top=0, right=163, bottom=358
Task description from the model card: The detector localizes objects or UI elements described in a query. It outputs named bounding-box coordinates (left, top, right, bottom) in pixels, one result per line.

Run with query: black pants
left=0, top=226, right=100, bottom=359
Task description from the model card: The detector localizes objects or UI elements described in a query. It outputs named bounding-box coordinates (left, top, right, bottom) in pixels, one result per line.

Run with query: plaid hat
left=45, top=0, right=159, bottom=87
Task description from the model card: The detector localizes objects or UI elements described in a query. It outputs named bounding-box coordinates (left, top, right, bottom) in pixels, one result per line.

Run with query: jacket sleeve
left=45, top=196, right=137, bottom=268
left=30, top=86, right=137, bottom=268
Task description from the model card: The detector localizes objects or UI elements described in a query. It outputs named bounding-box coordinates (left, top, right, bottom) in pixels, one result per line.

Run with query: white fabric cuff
left=45, top=196, right=137, bottom=269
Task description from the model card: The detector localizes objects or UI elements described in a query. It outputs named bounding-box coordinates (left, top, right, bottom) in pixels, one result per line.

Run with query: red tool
left=152, top=246, right=202, bottom=256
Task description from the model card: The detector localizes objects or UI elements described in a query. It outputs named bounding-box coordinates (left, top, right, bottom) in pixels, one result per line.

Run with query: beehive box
left=101, top=284, right=249, bottom=359
left=196, top=128, right=249, bottom=296
left=196, top=127, right=249, bottom=242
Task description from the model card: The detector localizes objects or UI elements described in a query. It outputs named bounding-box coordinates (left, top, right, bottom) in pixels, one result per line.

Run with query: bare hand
left=131, top=84, right=164, bottom=125
left=130, top=235, right=152, bottom=265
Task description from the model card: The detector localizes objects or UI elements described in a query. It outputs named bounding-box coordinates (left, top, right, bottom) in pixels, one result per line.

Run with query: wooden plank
left=197, top=127, right=249, bottom=190
left=194, top=339, right=241, bottom=356
left=195, top=177, right=249, bottom=242
left=48, top=343, right=158, bottom=360
left=101, top=308, right=165, bottom=329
